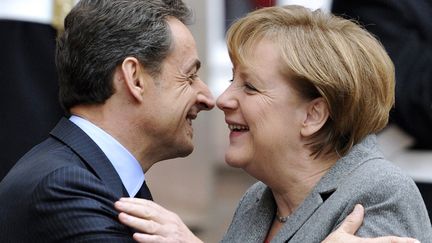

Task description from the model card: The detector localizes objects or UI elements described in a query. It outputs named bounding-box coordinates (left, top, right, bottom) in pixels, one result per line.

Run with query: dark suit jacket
left=332, top=0, right=432, bottom=149
left=0, top=118, right=148, bottom=242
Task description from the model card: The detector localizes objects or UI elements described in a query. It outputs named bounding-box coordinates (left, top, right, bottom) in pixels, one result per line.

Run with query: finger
left=115, top=201, right=157, bottom=220
left=338, top=204, right=364, bottom=234
left=117, top=198, right=180, bottom=224
left=119, top=197, right=149, bottom=204
left=118, top=212, right=160, bottom=234
left=133, top=233, right=166, bottom=243
left=115, top=199, right=173, bottom=225
left=119, top=197, right=169, bottom=214
left=118, top=197, right=155, bottom=209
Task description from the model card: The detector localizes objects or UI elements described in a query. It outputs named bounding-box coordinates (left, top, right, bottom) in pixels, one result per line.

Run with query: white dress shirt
left=70, top=115, right=144, bottom=197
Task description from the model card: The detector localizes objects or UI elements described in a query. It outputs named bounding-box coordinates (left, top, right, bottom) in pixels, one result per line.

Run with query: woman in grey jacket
left=116, top=5, right=431, bottom=243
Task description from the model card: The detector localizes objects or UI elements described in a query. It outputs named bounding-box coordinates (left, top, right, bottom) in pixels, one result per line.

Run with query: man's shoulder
left=0, top=164, right=133, bottom=242
left=0, top=148, right=131, bottom=242
left=0, top=137, right=92, bottom=204
left=3, top=137, right=84, bottom=181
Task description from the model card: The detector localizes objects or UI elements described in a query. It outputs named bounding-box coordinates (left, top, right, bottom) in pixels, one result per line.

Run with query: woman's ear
left=301, top=97, right=329, bottom=137
left=118, top=57, right=151, bottom=102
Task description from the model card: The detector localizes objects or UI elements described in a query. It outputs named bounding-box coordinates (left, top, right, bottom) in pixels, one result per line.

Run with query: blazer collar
left=49, top=117, right=128, bottom=198
left=241, top=186, right=276, bottom=242
left=314, top=134, right=384, bottom=194
left=273, top=135, right=383, bottom=241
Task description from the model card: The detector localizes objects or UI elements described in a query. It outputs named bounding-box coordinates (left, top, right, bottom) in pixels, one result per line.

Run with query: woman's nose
left=216, top=86, right=237, bottom=111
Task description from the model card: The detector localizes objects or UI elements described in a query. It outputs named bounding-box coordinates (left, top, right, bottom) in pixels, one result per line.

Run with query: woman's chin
left=224, top=154, right=247, bottom=169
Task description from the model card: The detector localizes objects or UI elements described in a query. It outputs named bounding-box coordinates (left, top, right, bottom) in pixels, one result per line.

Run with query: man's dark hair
left=56, top=0, right=193, bottom=112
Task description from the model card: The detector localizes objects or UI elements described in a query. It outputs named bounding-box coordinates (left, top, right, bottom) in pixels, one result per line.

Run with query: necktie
left=136, top=181, right=153, bottom=200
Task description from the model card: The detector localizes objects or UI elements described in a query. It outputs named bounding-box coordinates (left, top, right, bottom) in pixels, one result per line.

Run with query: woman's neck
left=268, top=152, right=338, bottom=217
left=263, top=153, right=338, bottom=242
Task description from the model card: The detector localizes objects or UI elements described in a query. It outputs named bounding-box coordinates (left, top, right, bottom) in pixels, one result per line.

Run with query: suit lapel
left=50, top=118, right=128, bottom=199
left=136, top=181, right=153, bottom=200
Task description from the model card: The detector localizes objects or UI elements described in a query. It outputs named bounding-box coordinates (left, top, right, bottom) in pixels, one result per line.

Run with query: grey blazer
left=222, top=135, right=432, bottom=243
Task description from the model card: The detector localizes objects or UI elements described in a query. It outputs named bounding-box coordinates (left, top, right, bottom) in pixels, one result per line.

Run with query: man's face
left=142, top=18, right=215, bottom=160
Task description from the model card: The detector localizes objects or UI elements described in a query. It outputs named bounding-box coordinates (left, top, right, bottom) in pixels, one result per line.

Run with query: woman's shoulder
left=345, top=158, right=432, bottom=239
left=341, top=157, right=421, bottom=200
left=353, top=158, right=414, bottom=184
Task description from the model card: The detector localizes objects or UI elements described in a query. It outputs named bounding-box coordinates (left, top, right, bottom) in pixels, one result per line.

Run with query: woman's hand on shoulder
left=115, top=197, right=203, bottom=243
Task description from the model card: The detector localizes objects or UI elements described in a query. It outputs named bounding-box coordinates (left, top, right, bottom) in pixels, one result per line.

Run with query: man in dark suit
left=0, top=0, right=214, bottom=242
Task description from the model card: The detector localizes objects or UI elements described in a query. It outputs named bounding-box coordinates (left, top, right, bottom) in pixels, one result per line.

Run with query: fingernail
left=118, top=212, right=130, bottom=222
left=353, top=204, right=362, bottom=212
left=115, top=201, right=125, bottom=209
left=414, top=240, right=421, bottom=243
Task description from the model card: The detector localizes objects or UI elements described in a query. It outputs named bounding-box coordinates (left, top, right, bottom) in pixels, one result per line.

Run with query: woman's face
left=216, top=39, right=311, bottom=174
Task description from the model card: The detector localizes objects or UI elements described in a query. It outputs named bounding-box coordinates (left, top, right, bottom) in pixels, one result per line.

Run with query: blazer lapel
left=243, top=186, right=276, bottom=242
left=50, top=117, right=128, bottom=199
left=273, top=191, right=323, bottom=242
left=274, top=135, right=383, bottom=242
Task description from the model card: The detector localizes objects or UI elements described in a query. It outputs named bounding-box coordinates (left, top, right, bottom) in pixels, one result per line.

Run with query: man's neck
left=69, top=105, right=155, bottom=172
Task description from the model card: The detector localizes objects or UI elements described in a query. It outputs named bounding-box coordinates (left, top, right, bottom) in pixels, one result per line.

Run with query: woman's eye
left=244, top=82, right=258, bottom=92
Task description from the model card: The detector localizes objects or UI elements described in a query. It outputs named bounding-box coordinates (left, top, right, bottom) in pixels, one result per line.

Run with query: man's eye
left=188, top=74, right=198, bottom=83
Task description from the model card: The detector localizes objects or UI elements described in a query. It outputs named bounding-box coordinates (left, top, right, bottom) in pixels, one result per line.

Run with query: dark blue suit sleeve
left=29, top=166, right=134, bottom=243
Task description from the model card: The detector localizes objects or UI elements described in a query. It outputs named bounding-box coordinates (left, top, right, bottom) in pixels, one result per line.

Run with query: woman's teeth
left=228, top=124, right=249, bottom=131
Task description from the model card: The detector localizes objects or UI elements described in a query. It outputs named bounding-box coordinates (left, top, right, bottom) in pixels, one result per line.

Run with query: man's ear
left=300, top=97, right=330, bottom=137
left=119, top=57, right=152, bottom=102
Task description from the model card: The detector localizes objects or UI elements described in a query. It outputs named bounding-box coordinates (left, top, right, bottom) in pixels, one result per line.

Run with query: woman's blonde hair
left=227, top=5, right=395, bottom=157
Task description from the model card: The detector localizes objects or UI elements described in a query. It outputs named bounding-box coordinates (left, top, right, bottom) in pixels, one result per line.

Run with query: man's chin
left=174, top=142, right=194, bottom=158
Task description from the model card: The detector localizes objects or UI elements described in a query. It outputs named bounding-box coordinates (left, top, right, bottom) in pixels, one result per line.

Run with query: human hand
left=115, top=197, right=202, bottom=243
left=322, top=204, right=420, bottom=243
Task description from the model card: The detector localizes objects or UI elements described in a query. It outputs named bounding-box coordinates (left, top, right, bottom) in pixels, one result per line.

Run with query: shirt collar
left=69, top=115, right=144, bottom=197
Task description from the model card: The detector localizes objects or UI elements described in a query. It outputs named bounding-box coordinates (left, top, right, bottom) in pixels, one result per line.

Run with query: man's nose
left=196, top=81, right=215, bottom=111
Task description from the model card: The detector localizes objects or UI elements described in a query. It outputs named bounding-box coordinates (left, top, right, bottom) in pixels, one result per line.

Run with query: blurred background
left=1, top=1, right=431, bottom=242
